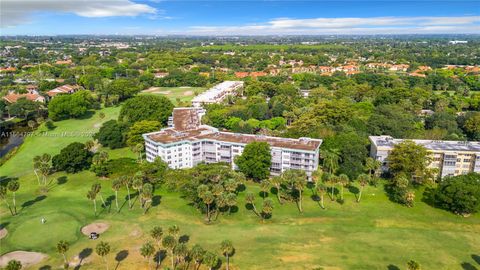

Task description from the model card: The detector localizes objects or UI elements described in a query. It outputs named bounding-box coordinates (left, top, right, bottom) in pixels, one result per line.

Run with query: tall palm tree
left=111, top=179, right=122, bottom=212
left=167, top=225, right=180, bottom=240
left=220, top=240, right=234, bottom=270
left=365, top=157, right=381, bottom=182
left=245, top=192, right=259, bottom=217
left=56, top=240, right=69, bottom=266
left=7, top=180, right=19, bottom=215
left=292, top=177, right=306, bottom=213
left=141, top=183, right=153, bottom=213
left=269, top=176, right=283, bottom=204
left=315, top=182, right=327, bottom=209
left=120, top=176, right=132, bottom=209
left=174, top=243, right=188, bottom=266
left=92, top=183, right=106, bottom=208
left=33, top=155, right=42, bottom=185
left=260, top=180, right=270, bottom=200
left=162, top=235, right=177, bottom=269
left=0, top=186, right=13, bottom=216
left=338, top=174, right=349, bottom=201
left=261, top=198, right=274, bottom=222
left=140, top=241, right=155, bottom=270
left=320, top=148, right=341, bottom=174
left=150, top=226, right=163, bottom=248
left=95, top=241, right=111, bottom=270
left=224, top=179, right=238, bottom=193
left=87, top=190, right=98, bottom=216
left=190, top=244, right=205, bottom=270
left=132, top=175, right=143, bottom=208
left=323, top=173, right=336, bottom=201
left=202, top=191, right=214, bottom=223
left=225, top=193, right=237, bottom=215
left=203, top=251, right=219, bottom=270
left=356, top=174, right=370, bottom=203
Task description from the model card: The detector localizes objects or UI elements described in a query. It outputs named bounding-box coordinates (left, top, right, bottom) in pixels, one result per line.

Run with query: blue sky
left=1, top=1, right=479, bottom=35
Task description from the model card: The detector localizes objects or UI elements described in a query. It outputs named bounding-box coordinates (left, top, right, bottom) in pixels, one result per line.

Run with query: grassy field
left=141, top=87, right=208, bottom=104
left=1, top=106, right=479, bottom=270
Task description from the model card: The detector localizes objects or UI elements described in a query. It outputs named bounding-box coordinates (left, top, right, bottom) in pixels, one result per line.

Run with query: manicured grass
left=1, top=106, right=479, bottom=270
left=141, top=86, right=208, bottom=104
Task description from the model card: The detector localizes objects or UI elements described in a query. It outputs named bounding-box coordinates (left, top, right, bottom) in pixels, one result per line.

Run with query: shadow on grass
left=386, top=265, right=400, bottom=270
left=179, top=234, right=189, bottom=244
left=74, top=248, right=93, bottom=270
left=115, top=250, right=129, bottom=270
left=38, top=265, right=52, bottom=270
left=461, top=262, right=478, bottom=270
left=473, top=255, right=480, bottom=265
left=154, top=250, right=167, bottom=269
left=57, top=176, right=68, bottom=185
left=0, top=222, right=9, bottom=230
left=152, top=195, right=162, bottom=207
left=21, top=195, right=47, bottom=210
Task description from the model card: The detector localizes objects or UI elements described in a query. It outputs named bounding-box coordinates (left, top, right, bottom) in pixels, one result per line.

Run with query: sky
left=0, top=0, right=479, bottom=35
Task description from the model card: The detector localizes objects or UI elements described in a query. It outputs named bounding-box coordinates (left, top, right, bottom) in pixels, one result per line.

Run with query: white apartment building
left=144, top=108, right=322, bottom=178
left=369, top=135, right=480, bottom=178
left=191, top=81, right=244, bottom=107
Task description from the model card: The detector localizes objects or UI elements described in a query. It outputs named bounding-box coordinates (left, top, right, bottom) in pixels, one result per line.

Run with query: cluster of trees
left=432, top=173, right=480, bottom=215
left=48, top=90, right=98, bottom=120
left=164, top=163, right=246, bottom=223
left=0, top=179, right=20, bottom=216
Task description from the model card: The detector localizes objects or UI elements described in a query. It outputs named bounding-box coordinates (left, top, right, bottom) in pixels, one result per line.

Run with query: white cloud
left=1, top=0, right=157, bottom=27
left=188, top=16, right=480, bottom=35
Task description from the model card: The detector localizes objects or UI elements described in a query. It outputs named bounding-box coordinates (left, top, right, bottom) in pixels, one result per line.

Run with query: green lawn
left=141, top=86, right=208, bottom=104
left=1, top=106, right=479, bottom=270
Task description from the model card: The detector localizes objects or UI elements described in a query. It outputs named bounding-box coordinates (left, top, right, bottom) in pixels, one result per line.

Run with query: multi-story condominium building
left=191, top=81, right=244, bottom=107
left=144, top=107, right=322, bottom=178
left=369, top=135, right=480, bottom=178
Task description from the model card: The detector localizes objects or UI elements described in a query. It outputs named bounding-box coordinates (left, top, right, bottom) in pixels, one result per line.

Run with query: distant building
left=191, top=81, right=244, bottom=107
left=144, top=107, right=322, bottom=178
left=449, top=40, right=468, bottom=44
left=369, top=135, right=480, bottom=178
left=3, top=89, right=45, bottom=103
left=154, top=72, right=169, bottom=78
left=47, top=84, right=80, bottom=97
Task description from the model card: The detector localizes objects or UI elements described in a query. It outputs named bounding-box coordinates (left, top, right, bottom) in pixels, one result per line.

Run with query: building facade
left=369, top=135, right=480, bottom=178
left=191, top=81, right=244, bottom=107
left=144, top=108, right=322, bottom=178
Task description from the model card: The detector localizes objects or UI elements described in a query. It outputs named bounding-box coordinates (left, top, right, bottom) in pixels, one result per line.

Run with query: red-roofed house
left=3, top=91, right=45, bottom=103
left=47, top=84, right=80, bottom=97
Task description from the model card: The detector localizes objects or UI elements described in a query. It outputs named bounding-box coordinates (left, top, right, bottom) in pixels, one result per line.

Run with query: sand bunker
left=142, top=87, right=161, bottom=93
left=0, top=228, right=7, bottom=239
left=183, top=90, right=194, bottom=96
left=0, top=251, right=47, bottom=267
left=81, top=222, right=109, bottom=236
left=157, top=91, right=171, bottom=95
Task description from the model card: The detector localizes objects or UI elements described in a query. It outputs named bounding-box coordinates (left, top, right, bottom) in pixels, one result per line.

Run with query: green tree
left=220, top=240, right=235, bottom=270
left=320, top=148, right=341, bottom=174
left=94, top=120, right=126, bottom=149
left=52, top=142, right=92, bottom=173
left=388, top=140, right=432, bottom=183
left=119, top=95, right=173, bottom=125
left=126, top=120, right=161, bottom=147
left=235, top=142, right=272, bottom=181
left=162, top=235, right=177, bottom=269
left=316, top=182, right=327, bottom=209
left=7, top=180, right=19, bottom=215
left=56, top=240, right=70, bottom=265
left=433, top=173, right=480, bottom=215
left=190, top=244, right=205, bottom=270
left=96, top=241, right=111, bottom=270
left=337, top=174, right=349, bottom=202
left=261, top=198, right=274, bottom=222
left=140, top=241, right=156, bottom=269
left=87, top=189, right=98, bottom=216
left=245, top=192, right=259, bottom=217
left=0, top=186, right=13, bottom=216
left=111, top=179, right=122, bottom=212
left=48, top=90, right=95, bottom=120
left=365, top=157, right=381, bottom=182
left=356, top=174, right=370, bottom=203
left=203, top=251, right=219, bottom=270
left=150, top=226, right=163, bottom=247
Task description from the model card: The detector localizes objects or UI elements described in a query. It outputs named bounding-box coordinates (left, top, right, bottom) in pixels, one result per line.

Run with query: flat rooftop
left=370, top=135, right=480, bottom=152
left=146, top=126, right=322, bottom=151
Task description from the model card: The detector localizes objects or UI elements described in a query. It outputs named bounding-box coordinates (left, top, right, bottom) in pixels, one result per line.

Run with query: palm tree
left=260, top=180, right=270, bottom=200
left=245, top=192, right=259, bottom=217
left=292, top=177, right=306, bottom=213
left=140, top=241, right=156, bottom=270
left=95, top=241, right=111, bottom=270
left=320, top=148, right=341, bottom=174
left=203, top=251, right=219, bottom=270
left=365, top=157, right=381, bottom=182
left=92, top=183, right=106, bottom=208
left=7, top=180, right=19, bottom=215
left=190, top=244, right=205, bottom=270
left=111, top=179, right=122, bottom=212
left=356, top=174, right=370, bottom=203
left=141, top=183, right=153, bottom=213
left=33, top=155, right=42, bottom=185
left=315, top=182, right=327, bottom=209
left=202, top=191, right=214, bottom=223
left=133, top=143, right=144, bottom=162
left=407, top=260, right=421, bottom=270
left=120, top=176, right=132, bottom=209
left=150, top=226, right=163, bottom=248
left=338, top=174, right=349, bottom=201
left=224, top=179, right=238, bottom=193
left=311, top=168, right=323, bottom=185
left=167, top=225, right=180, bottom=240
left=34, top=153, right=51, bottom=186
left=87, top=190, right=98, bottom=216
left=174, top=243, right=188, bottom=266
left=0, top=186, right=13, bottom=216
left=261, top=198, right=274, bottom=222
left=162, top=235, right=177, bottom=269
left=323, top=173, right=336, bottom=201
left=5, top=260, right=22, bottom=270
left=56, top=240, right=69, bottom=266
left=405, top=190, right=415, bottom=207
left=269, top=176, right=283, bottom=204
left=132, top=174, right=143, bottom=208
left=85, top=140, right=95, bottom=152
left=220, top=240, right=234, bottom=270
left=225, top=193, right=237, bottom=215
